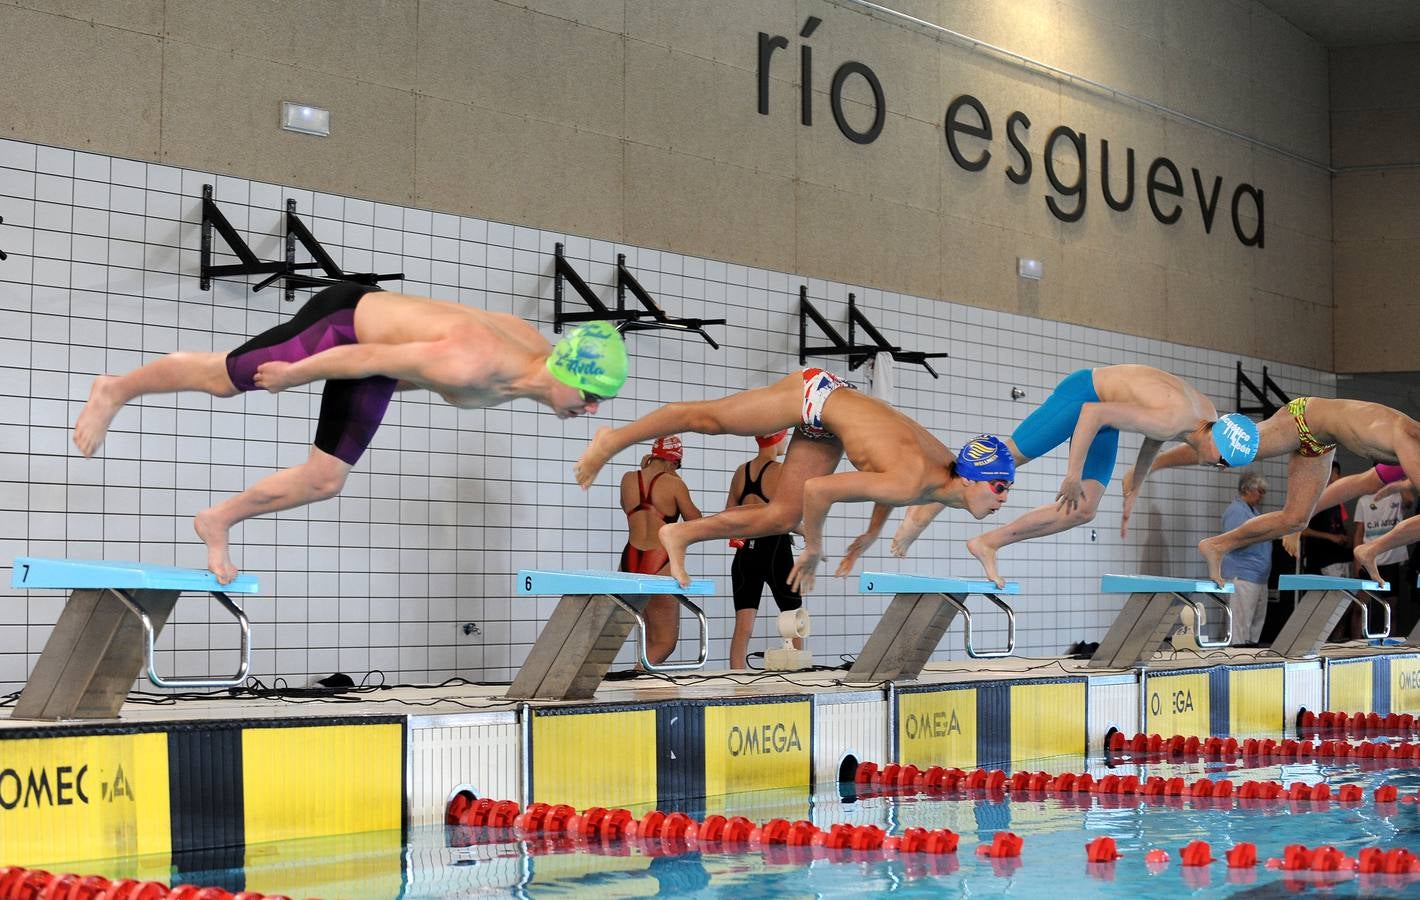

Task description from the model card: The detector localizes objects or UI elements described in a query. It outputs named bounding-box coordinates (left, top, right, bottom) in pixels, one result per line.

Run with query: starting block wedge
left=1089, top=574, right=1233, bottom=669
left=1271, top=574, right=1390, bottom=658
left=507, top=569, right=715, bottom=701
left=10, top=557, right=257, bottom=720
left=847, top=571, right=1019, bottom=683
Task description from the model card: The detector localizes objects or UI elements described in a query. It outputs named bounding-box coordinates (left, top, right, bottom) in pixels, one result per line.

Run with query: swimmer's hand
left=889, top=503, right=939, bottom=558
left=573, top=427, right=615, bottom=489
left=253, top=361, right=299, bottom=393
left=836, top=529, right=878, bottom=576
left=1282, top=532, right=1301, bottom=558
left=788, top=544, right=823, bottom=594
left=1056, top=475, right=1086, bottom=514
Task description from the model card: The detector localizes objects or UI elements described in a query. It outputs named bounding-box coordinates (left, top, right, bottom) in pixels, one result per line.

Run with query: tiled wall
left=0, top=137, right=1334, bottom=691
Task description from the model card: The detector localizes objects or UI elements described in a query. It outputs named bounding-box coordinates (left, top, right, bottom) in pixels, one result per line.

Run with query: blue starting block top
left=1100, top=574, right=1234, bottom=594
left=859, top=571, right=1020, bottom=595
left=10, top=557, right=260, bottom=594
left=1279, top=574, right=1387, bottom=592
left=516, top=569, right=715, bottom=596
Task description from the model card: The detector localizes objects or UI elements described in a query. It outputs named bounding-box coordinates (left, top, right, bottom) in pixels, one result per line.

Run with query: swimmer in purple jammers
left=74, top=281, right=628, bottom=583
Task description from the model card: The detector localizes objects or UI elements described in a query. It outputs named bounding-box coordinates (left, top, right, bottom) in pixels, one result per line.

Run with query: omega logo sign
left=1400, top=670, right=1420, bottom=691
left=0, top=763, right=137, bottom=811
left=727, top=722, right=803, bottom=756
left=903, top=709, right=963, bottom=740
left=758, top=17, right=1266, bottom=248
left=1149, top=689, right=1195, bottom=716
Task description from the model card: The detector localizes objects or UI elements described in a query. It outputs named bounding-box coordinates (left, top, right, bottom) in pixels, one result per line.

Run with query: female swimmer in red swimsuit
left=619, top=436, right=702, bottom=664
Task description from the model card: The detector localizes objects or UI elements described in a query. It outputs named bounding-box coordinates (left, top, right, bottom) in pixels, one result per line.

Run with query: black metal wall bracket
left=1236, top=361, right=1290, bottom=417
left=798, top=285, right=946, bottom=378
left=616, top=254, right=725, bottom=349
left=199, top=184, right=403, bottom=301
left=0, top=215, right=8, bottom=261
left=552, top=243, right=725, bottom=348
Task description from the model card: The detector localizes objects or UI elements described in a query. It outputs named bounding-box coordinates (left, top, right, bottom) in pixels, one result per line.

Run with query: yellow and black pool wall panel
left=655, top=700, right=707, bottom=817
left=0, top=715, right=404, bottom=879
left=238, top=717, right=405, bottom=847
left=167, top=722, right=245, bottom=889
left=1218, top=663, right=1285, bottom=737
left=1390, top=654, right=1420, bottom=714
left=1005, top=677, right=1087, bottom=766
left=701, top=695, right=812, bottom=807
left=893, top=684, right=978, bottom=771
left=1142, top=668, right=1211, bottom=737
left=1327, top=658, right=1376, bottom=715
left=527, top=703, right=661, bottom=811
left=0, top=723, right=174, bottom=871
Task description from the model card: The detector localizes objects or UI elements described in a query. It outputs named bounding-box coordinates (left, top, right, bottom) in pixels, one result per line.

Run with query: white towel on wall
left=870, top=351, right=895, bottom=404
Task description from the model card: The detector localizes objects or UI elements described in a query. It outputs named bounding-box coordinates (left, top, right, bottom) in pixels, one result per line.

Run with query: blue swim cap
left=1212, top=413, right=1260, bottom=467
left=956, top=435, right=1016, bottom=482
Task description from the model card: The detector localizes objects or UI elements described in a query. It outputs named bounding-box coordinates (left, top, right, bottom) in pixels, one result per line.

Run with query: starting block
left=1270, top=574, right=1390, bottom=658
left=10, top=557, right=257, bottom=720
left=507, top=569, right=714, bottom=701
left=1089, top=575, right=1234, bottom=669
left=846, top=572, right=1018, bottom=682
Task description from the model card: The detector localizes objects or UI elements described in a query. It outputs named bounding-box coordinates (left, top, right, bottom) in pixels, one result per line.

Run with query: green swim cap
left=546, top=322, right=628, bottom=398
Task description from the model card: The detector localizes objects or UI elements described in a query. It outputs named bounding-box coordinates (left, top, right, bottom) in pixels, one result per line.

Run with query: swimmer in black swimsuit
left=725, top=430, right=803, bottom=669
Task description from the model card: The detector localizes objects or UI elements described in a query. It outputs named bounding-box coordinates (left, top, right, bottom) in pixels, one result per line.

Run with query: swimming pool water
left=28, top=755, right=1420, bottom=898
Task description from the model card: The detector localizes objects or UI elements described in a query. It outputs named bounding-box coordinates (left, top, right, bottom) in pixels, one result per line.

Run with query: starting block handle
left=616, top=595, right=708, bottom=673
left=1179, top=593, right=1232, bottom=648
left=945, top=592, right=1016, bottom=658
left=1356, top=590, right=1393, bottom=641
left=112, top=588, right=251, bottom=689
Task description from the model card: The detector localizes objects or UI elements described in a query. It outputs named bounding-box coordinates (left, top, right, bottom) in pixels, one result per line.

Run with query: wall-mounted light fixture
left=280, top=101, right=331, bottom=137
left=1017, top=257, right=1043, bottom=281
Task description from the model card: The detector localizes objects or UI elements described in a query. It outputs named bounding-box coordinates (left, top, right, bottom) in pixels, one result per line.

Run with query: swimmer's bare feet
left=574, top=427, right=615, bottom=489
left=73, top=375, right=124, bottom=458
left=194, top=508, right=238, bottom=584
left=1354, top=542, right=1389, bottom=588
left=1199, top=537, right=1227, bottom=588
left=967, top=535, right=1005, bottom=589
left=659, top=522, right=692, bottom=588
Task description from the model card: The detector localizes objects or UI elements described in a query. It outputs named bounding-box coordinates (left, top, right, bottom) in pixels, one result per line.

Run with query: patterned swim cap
left=546, top=322, right=628, bottom=398
left=1212, top=414, right=1259, bottom=467
left=955, top=435, right=1016, bottom=482
left=651, top=436, right=683, bottom=463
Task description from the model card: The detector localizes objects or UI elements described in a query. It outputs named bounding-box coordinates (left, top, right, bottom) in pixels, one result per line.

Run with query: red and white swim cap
left=651, top=435, right=683, bottom=463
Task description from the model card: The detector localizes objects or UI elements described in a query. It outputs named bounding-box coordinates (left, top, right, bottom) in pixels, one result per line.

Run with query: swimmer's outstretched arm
left=1120, top=438, right=1163, bottom=538
left=790, top=471, right=918, bottom=593
left=1060, top=403, right=1180, bottom=511
left=836, top=502, right=893, bottom=575
left=253, top=341, right=484, bottom=392
left=888, top=502, right=946, bottom=557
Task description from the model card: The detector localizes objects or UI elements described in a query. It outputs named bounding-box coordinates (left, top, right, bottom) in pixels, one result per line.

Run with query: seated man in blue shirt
left=1221, top=473, right=1271, bottom=645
